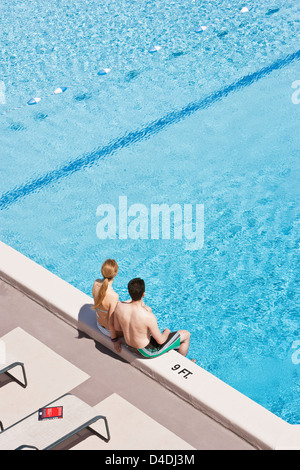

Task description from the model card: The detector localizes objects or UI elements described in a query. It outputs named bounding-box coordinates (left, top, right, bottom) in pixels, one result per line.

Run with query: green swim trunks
left=136, top=331, right=181, bottom=358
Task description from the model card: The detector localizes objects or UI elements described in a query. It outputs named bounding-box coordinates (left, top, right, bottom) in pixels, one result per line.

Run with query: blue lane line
left=1, top=49, right=299, bottom=211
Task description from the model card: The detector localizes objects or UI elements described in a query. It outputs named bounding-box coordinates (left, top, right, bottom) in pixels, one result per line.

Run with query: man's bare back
left=113, top=300, right=165, bottom=349
left=111, top=278, right=191, bottom=357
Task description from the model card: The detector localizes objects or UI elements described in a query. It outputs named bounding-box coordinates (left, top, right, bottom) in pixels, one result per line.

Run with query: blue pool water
left=0, top=0, right=299, bottom=423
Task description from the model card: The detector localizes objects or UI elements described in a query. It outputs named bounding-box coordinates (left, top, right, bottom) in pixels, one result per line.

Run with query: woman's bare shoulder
left=92, top=279, right=102, bottom=295
left=107, top=286, right=119, bottom=300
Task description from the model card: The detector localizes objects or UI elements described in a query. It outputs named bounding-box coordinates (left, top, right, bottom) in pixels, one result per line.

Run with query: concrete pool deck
left=0, top=280, right=252, bottom=450
left=0, top=241, right=299, bottom=450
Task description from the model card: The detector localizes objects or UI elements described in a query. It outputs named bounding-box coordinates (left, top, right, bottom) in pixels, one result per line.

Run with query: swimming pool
left=0, top=0, right=299, bottom=424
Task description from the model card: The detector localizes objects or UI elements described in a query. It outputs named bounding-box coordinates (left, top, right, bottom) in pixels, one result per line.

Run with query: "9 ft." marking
left=171, top=364, right=193, bottom=379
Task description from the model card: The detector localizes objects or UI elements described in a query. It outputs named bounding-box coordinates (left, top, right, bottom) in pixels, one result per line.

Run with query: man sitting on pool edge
left=110, top=278, right=191, bottom=358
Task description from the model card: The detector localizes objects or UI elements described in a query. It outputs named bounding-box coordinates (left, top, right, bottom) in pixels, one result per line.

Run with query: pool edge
left=0, top=240, right=299, bottom=450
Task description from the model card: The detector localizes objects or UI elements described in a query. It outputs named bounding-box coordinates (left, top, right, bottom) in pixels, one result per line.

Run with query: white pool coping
left=0, top=240, right=299, bottom=450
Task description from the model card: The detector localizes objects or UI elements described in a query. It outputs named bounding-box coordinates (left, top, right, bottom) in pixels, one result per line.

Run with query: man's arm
left=147, top=313, right=170, bottom=345
left=112, top=306, right=122, bottom=332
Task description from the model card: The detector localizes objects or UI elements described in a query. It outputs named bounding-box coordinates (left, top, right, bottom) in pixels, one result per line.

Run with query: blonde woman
left=92, top=259, right=122, bottom=346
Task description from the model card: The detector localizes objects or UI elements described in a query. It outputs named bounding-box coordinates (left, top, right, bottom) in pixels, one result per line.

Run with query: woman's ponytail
left=94, top=277, right=109, bottom=309
left=93, top=259, right=119, bottom=310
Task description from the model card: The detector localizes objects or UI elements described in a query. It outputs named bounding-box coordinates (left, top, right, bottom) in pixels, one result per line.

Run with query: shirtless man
left=110, top=278, right=191, bottom=358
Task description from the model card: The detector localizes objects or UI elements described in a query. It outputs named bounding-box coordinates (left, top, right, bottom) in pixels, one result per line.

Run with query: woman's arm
left=92, top=279, right=102, bottom=304
left=108, top=297, right=122, bottom=353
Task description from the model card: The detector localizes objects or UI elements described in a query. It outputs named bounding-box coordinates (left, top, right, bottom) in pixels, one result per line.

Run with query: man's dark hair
left=128, top=278, right=145, bottom=301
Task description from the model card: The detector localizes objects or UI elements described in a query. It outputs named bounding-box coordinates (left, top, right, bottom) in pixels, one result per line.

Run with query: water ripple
left=0, top=48, right=299, bottom=211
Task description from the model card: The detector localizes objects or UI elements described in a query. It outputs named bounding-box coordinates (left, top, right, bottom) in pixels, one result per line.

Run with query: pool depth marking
left=0, top=49, right=299, bottom=211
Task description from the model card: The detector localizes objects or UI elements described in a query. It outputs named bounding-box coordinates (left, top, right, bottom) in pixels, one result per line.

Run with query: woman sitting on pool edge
left=92, top=259, right=122, bottom=339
